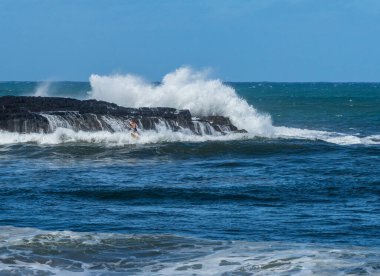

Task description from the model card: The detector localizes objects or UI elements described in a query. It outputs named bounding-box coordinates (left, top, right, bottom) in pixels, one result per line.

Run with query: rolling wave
left=87, top=67, right=380, bottom=146
left=1, top=226, right=379, bottom=275
left=0, top=127, right=379, bottom=146
left=89, top=67, right=273, bottom=136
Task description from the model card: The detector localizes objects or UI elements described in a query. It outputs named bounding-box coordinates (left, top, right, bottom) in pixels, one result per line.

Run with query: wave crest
left=1, top=226, right=379, bottom=275
left=89, top=67, right=274, bottom=136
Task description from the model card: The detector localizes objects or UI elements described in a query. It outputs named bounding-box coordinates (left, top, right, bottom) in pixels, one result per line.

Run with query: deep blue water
left=0, top=82, right=379, bottom=275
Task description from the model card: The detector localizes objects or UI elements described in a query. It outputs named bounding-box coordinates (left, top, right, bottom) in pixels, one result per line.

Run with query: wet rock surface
left=0, top=96, right=246, bottom=134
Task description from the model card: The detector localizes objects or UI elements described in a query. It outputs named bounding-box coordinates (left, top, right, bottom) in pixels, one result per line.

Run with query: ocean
left=0, top=70, right=379, bottom=275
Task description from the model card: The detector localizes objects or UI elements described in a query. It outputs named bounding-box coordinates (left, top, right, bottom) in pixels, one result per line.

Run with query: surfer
left=129, top=119, right=139, bottom=138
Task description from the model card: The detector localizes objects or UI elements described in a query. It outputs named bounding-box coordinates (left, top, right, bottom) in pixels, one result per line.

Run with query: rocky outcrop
left=0, top=96, right=246, bottom=135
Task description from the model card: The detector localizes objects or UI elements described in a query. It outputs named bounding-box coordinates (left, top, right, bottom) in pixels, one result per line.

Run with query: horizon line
left=1, top=80, right=380, bottom=84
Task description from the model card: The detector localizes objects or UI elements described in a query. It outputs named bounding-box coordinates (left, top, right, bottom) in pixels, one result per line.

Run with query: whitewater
left=1, top=226, right=379, bottom=275
left=0, top=66, right=379, bottom=146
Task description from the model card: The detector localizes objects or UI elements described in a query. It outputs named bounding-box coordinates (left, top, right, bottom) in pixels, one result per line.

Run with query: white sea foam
left=0, top=226, right=379, bottom=275
left=89, top=67, right=274, bottom=136
left=88, top=67, right=379, bottom=146
left=273, top=127, right=380, bottom=145
left=0, top=127, right=379, bottom=146
left=1, top=67, right=378, bottom=146
left=0, top=128, right=247, bottom=146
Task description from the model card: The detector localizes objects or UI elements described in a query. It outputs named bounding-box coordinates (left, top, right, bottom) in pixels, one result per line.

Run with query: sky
left=0, top=0, right=380, bottom=82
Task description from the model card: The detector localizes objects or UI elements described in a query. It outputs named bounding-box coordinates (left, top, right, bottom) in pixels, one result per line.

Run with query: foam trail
left=33, top=82, right=51, bottom=96
left=0, top=128, right=247, bottom=146
left=1, top=128, right=379, bottom=146
left=89, top=67, right=274, bottom=136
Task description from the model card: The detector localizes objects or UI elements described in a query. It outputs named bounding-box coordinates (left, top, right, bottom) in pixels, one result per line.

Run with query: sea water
left=0, top=68, right=379, bottom=275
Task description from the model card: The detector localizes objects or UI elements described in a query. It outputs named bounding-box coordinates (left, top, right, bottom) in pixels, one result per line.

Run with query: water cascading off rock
left=0, top=96, right=246, bottom=135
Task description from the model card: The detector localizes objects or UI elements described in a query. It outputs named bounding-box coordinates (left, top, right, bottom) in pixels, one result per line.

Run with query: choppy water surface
left=0, top=77, right=379, bottom=275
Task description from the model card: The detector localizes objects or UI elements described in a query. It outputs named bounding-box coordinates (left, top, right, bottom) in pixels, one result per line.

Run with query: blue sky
left=1, top=0, right=380, bottom=81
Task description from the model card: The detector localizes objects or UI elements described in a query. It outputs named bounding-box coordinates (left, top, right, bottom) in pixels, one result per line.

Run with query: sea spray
left=89, top=67, right=274, bottom=136
left=1, top=70, right=379, bottom=145
left=33, top=82, right=51, bottom=96
left=88, top=67, right=380, bottom=145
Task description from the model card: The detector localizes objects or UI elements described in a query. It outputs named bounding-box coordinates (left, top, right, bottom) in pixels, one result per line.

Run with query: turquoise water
left=0, top=81, right=379, bottom=275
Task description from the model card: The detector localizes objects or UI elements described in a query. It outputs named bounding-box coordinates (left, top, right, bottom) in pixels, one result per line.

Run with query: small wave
left=274, top=127, right=380, bottom=146
left=0, top=226, right=379, bottom=275
left=0, top=128, right=247, bottom=146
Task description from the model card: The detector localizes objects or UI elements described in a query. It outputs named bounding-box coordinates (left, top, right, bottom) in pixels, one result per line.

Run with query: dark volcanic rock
left=0, top=96, right=246, bottom=134
left=198, top=116, right=238, bottom=132
left=0, top=96, right=191, bottom=118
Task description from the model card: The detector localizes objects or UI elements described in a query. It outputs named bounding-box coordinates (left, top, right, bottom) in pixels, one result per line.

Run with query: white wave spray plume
left=33, top=82, right=51, bottom=97
left=89, top=67, right=274, bottom=136
left=4, top=66, right=373, bottom=146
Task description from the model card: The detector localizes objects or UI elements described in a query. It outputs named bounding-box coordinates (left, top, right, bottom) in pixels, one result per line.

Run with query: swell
left=35, top=181, right=380, bottom=203
left=1, top=138, right=379, bottom=162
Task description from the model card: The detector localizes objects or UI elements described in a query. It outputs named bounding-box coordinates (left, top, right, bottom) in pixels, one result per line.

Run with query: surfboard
left=131, top=132, right=140, bottom=139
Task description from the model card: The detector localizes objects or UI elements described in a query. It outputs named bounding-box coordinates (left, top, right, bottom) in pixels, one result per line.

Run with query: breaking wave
left=89, top=67, right=274, bottom=136
left=1, top=67, right=379, bottom=146
left=1, top=226, right=379, bottom=275
left=0, top=128, right=246, bottom=146
left=87, top=66, right=379, bottom=146
left=274, top=127, right=380, bottom=146
left=0, top=128, right=379, bottom=146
